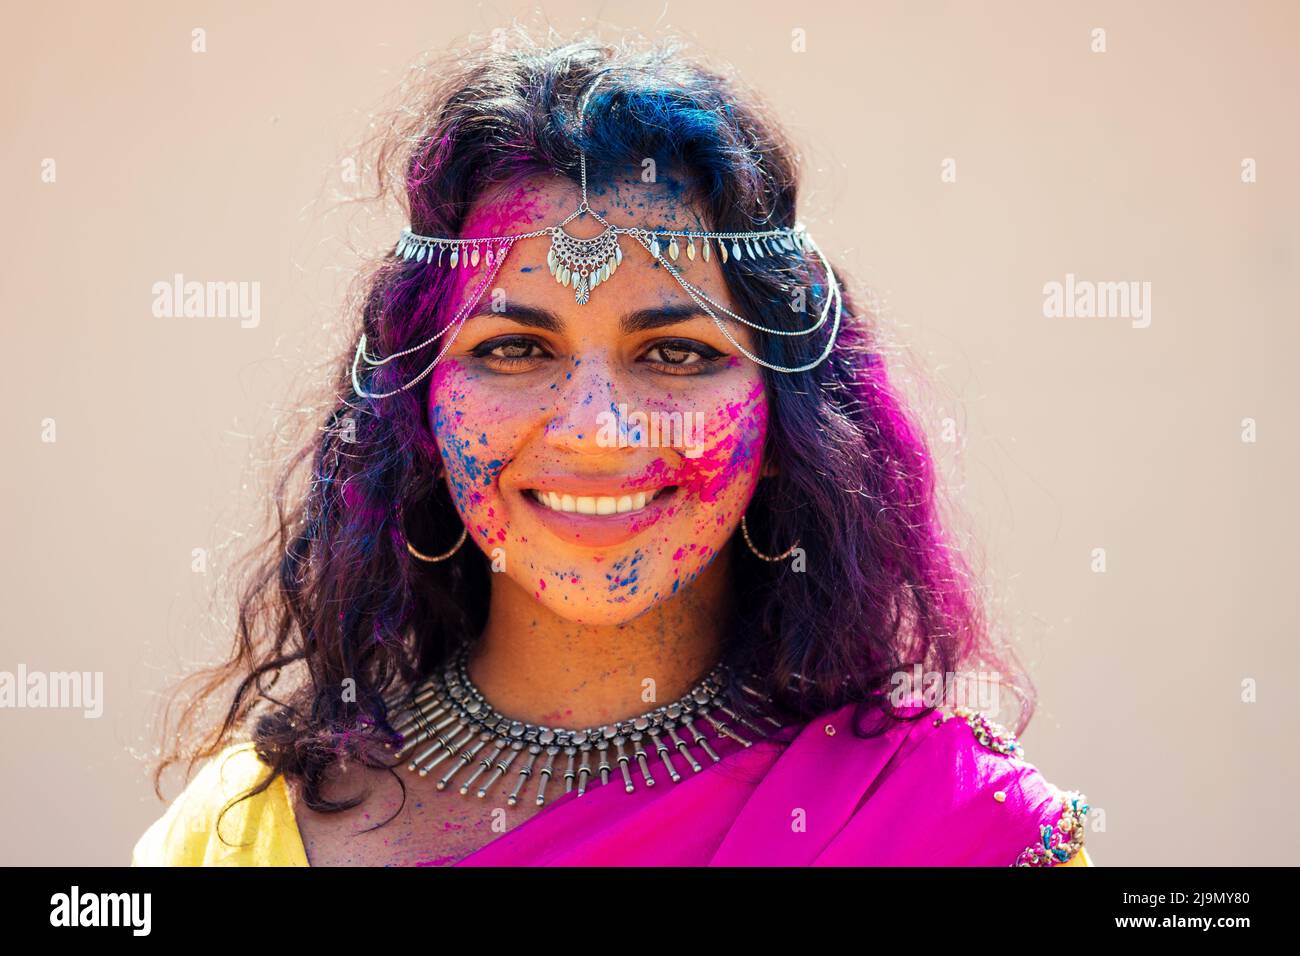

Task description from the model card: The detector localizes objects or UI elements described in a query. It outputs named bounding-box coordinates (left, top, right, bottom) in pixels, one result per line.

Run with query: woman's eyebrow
left=468, top=301, right=562, bottom=331
left=622, top=304, right=714, bottom=334
left=468, top=301, right=715, bottom=334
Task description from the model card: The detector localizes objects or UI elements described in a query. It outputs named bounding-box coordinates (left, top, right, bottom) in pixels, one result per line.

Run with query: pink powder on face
left=436, top=178, right=575, bottom=326
left=431, top=185, right=558, bottom=340
left=637, top=378, right=768, bottom=505
left=462, top=180, right=559, bottom=237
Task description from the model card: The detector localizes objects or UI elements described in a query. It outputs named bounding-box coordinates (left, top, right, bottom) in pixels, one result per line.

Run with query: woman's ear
left=760, top=457, right=779, bottom=480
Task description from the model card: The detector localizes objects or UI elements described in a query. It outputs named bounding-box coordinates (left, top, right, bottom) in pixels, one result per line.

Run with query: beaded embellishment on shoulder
left=930, top=706, right=1089, bottom=866
left=1014, top=788, right=1090, bottom=866
left=930, top=706, right=1026, bottom=759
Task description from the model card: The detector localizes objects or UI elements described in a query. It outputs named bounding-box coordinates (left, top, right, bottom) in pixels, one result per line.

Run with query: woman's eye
left=641, top=339, right=724, bottom=374
left=469, top=336, right=551, bottom=369
left=468, top=336, right=724, bottom=375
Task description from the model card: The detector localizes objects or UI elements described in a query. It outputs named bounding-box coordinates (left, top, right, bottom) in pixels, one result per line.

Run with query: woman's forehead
left=461, top=170, right=709, bottom=238
left=442, top=170, right=739, bottom=324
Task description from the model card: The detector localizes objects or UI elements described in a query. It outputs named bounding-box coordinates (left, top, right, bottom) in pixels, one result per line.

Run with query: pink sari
left=454, top=699, right=1089, bottom=867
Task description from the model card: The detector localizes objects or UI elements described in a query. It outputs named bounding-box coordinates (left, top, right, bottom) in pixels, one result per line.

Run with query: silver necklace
left=384, top=644, right=787, bottom=808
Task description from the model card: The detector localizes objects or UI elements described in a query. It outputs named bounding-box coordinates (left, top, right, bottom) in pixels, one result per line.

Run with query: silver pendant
left=547, top=225, right=622, bottom=305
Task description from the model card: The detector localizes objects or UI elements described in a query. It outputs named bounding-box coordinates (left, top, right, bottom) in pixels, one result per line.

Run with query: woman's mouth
left=526, top=486, right=672, bottom=516
left=518, top=484, right=680, bottom=548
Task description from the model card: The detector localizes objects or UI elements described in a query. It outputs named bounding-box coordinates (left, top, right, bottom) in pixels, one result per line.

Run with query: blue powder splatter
left=606, top=550, right=643, bottom=595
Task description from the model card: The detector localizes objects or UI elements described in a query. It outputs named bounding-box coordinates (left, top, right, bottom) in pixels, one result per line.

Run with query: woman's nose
left=543, top=358, right=625, bottom=455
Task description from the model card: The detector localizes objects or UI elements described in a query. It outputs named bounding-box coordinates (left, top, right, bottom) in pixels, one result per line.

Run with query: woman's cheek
left=654, top=378, right=768, bottom=582
left=672, top=377, right=767, bottom=508
left=429, top=361, right=514, bottom=545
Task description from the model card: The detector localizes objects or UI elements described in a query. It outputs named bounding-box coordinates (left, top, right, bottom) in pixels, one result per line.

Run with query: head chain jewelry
left=352, top=71, right=845, bottom=399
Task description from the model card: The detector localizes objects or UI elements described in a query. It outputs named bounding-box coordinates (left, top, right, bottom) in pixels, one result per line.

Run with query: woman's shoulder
left=130, top=741, right=308, bottom=867
left=926, top=705, right=1093, bottom=866
left=805, top=700, right=1094, bottom=867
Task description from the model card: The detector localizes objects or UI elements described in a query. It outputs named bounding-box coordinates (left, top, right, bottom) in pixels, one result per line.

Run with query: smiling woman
left=134, top=27, right=1092, bottom=868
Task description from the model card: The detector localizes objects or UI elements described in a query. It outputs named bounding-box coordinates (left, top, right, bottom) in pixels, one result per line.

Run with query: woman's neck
left=465, top=548, right=734, bottom=729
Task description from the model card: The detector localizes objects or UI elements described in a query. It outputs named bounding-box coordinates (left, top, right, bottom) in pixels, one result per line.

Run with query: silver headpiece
left=352, top=74, right=844, bottom=399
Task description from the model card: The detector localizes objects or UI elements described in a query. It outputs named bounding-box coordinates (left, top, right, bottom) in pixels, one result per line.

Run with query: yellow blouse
left=131, top=741, right=1095, bottom=867
left=132, top=743, right=308, bottom=867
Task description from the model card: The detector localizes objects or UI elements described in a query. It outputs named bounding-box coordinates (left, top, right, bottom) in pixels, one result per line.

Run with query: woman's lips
left=517, top=485, right=679, bottom=548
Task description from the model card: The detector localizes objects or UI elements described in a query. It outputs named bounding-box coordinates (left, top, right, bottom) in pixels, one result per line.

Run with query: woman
left=132, top=30, right=1091, bottom=867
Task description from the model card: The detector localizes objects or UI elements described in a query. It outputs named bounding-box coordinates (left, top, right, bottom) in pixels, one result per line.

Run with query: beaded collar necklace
left=385, top=643, right=787, bottom=808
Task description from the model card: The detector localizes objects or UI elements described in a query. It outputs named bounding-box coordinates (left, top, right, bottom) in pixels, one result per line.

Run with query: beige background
left=2, top=0, right=1296, bottom=865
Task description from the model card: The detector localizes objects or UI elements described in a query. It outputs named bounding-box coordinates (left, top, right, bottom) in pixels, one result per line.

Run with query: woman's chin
left=517, top=580, right=670, bottom=627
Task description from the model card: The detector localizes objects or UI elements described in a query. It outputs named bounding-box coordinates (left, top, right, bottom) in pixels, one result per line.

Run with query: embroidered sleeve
left=935, top=706, right=1091, bottom=867
left=948, top=706, right=1025, bottom=758
left=1013, top=788, right=1091, bottom=867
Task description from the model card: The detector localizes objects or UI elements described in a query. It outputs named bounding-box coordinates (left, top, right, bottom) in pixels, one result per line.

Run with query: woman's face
left=426, top=171, right=769, bottom=626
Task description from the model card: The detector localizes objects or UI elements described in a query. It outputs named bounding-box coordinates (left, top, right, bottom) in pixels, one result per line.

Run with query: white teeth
left=530, top=487, right=664, bottom=515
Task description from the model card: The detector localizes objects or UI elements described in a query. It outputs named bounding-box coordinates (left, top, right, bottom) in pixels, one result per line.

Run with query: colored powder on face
left=432, top=408, right=506, bottom=502
left=668, top=379, right=767, bottom=503
left=605, top=550, right=643, bottom=595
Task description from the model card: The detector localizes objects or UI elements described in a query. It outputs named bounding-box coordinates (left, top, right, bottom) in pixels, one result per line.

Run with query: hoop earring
left=406, top=525, right=467, bottom=563
left=400, top=473, right=467, bottom=562
left=740, top=512, right=800, bottom=562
